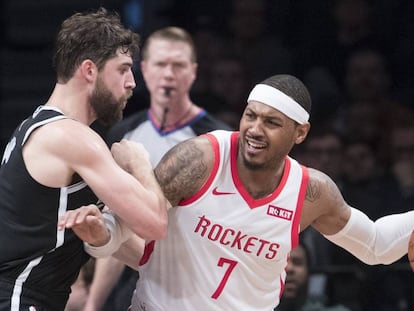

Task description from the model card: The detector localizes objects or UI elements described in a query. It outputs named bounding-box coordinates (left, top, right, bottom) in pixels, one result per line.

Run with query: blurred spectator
left=388, top=1, right=414, bottom=106
left=328, top=139, right=407, bottom=310
left=302, top=127, right=345, bottom=187
left=389, top=122, right=414, bottom=208
left=325, top=125, right=414, bottom=310
left=292, top=0, right=390, bottom=123
left=336, top=47, right=414, bottom=165
left=338, top=101, right=382, bottom=147
left=275, top=242, right=351, bottom=311
left=208, top=55, right=251, bottom=119
left=64, top=258, right=95, bottom=311
left=342, top=140, right=400, bottom=219
left=191, top=27, right=227, bottom=96
left=299, top=126, right=345, bottom=305
left=225, top=0, right=293, bottom=85
left=343, top=47, right=392, bottom=104
left=295, top=0, right=388, bottom=85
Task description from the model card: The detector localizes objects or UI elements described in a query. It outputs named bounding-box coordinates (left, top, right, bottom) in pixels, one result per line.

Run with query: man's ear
left=295, top=122, right=311, bottom=145
left=80, top=59, right=97, bottom=83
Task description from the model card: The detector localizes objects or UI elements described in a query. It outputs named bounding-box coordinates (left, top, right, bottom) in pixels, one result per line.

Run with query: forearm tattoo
left=155, top=140, right=208, bottom=205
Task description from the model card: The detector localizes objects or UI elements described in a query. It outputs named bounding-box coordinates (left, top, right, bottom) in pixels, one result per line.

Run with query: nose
left=125, top=69, right=136, bottom=90
left=248, top=118, right=264, bottom=135
left=162, top=64, right=174, bottom=78
left=285, top=261, right=294, bottom=273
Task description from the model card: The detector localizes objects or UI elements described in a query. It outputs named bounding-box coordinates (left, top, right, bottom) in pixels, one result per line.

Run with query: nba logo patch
left=29, top=307, right=37, bottom=311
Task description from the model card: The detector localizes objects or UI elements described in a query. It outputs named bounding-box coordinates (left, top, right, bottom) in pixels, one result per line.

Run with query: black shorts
left=0, top=279, right=68, bottom=311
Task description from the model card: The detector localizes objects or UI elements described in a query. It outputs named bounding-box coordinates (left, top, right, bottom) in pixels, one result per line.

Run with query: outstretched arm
left=304, top=168, right=414, bottom=265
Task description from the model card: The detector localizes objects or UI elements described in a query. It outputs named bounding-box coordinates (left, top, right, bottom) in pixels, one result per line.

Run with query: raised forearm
left=325, top=207, right=414, bottom=265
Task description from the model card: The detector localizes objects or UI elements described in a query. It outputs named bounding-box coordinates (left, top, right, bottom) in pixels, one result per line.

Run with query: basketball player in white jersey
left=83, top=27, right=231, bottom=311
left=62, top=74, right=414, bottom=311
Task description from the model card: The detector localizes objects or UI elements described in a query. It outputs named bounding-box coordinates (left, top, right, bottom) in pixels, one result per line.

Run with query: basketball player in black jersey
left=0, top=8, right=168, bottom=311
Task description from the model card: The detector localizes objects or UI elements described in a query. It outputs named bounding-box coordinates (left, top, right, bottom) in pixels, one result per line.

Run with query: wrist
left=84, top=212, right=132, bottom=258
left=90, top=230, right=111, bottom=247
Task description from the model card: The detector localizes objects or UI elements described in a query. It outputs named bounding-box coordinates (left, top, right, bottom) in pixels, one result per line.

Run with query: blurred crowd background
left=1, top=0, right=414, bottom=310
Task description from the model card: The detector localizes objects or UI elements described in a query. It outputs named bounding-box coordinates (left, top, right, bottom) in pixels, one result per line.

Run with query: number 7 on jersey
left=211, top=257, right=238, bottom=299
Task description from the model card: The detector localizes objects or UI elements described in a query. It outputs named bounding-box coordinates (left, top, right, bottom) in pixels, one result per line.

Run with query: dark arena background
left=1, top=1, right=414, bottom=310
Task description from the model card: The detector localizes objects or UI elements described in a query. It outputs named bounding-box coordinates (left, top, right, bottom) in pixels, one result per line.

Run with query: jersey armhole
left=179, top=133, right=220, bottom=206
left=291, top=165, right=309, bottom=248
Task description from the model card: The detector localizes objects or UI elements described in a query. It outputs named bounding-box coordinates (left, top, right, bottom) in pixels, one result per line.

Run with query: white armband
left=324, top=207, right=414, bottom=265
left=84, top=212, right=133, bottom=258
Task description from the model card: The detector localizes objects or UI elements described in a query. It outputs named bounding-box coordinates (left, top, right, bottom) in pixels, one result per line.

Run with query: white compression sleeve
left=324, top=207, right=414, bottom=265
left=84, top=212, right=133, bottom=258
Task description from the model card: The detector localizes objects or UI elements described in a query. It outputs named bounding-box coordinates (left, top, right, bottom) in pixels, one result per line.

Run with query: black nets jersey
left=0, top=106, right=98, bottom=308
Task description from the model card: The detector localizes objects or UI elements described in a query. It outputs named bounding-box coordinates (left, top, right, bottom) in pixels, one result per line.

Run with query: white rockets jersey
left=133, top=130, right=309, bottom=311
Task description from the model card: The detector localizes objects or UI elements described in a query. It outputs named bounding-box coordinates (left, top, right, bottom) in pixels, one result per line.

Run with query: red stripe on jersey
left=179, top=133, right=220, bottom=206
left=291, top=165, right=309, bottom=248
left=139, top=240, right=155, bottom=266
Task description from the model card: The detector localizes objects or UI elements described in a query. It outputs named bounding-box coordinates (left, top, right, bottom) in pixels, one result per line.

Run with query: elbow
left=359, top=251, right=402, bottom=266
left=129, top=219, right=166, bottom=241
left=127, top=196, right=169, bottom=240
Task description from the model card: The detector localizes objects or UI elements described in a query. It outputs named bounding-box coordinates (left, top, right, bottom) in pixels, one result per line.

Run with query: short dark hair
left=141, top=26, right=197, bottom=62
left=53, top=7, right=140, bottom=83
left=260, top=74, right=312, bottom=114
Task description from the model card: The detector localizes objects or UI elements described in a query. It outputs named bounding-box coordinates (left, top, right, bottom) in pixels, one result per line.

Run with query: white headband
left=247, top=84, right=309, bottom=124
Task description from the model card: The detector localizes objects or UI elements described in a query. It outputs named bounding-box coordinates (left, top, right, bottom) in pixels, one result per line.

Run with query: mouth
left=246, top=136, right=267, bottom=152
left=162, top=87, right=174, bottom=97
left=121, top=100, right=127, bottom=110
left=283, top=280, right=298, bottom=292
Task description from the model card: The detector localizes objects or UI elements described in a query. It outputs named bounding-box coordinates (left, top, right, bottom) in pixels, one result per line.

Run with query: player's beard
left=90, top=76, right=126, bottom=127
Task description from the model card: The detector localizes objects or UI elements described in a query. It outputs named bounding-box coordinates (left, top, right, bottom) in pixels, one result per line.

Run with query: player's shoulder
left=37, top=118, right=106, bottom=153
left=307, top=167, right=332, bottom=184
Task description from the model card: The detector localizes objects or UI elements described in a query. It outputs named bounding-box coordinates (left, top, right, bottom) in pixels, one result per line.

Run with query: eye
left=244, top=112, right=255, bottom=120
left=155, top=61, right=166, bottom=68
left=266, top=119, right=281, bottom=127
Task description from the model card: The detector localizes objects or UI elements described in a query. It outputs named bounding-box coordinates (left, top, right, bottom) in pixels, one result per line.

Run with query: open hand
left=58, top=204, right=110, bottom=246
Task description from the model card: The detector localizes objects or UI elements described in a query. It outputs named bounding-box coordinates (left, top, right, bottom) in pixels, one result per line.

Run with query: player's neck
left=47, top=83, right=92, bottom=125
left=237, top=158, right=286, bottom=199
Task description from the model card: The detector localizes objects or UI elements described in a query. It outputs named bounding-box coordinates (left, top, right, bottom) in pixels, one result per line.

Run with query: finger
left=58, top=210, right=80, bottom=230
left=58, top=205, right=100, bottom=230
left=73, top=205, right=102, bottom=225
left=408, top=231, right=414, bottom=271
